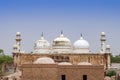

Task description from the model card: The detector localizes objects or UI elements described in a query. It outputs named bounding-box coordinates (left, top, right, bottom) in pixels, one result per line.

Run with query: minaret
left=13, top=44, right=18, bottom=53
left=15, top=32, right=22, bottom=52
left=106, top=45, right=111, bottom=69
left=106, top=45, right=110, bottom=53
left=100, top=32, right=106, bottom=53
left=13, top=32, right=22, bottom=72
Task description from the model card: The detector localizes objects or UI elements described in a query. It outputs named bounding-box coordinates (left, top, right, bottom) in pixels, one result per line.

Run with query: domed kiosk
left=33, top=57, right=55, bottom=64
left=73, top=34, right=90, bottom=53
left=78, top=62, right=92, bottom=65
left=58, top=62, right=72, bottom=65
left=52, top=31, right=72, bottom=53
left=34, top=33, right=50, bottom=53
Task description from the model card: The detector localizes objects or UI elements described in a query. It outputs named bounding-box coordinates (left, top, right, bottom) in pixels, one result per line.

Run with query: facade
left=11, top=31, right=111, bottom=80
left=12, top=31, right=111, bottom=70
left=21, top=63, right=104, bottom=80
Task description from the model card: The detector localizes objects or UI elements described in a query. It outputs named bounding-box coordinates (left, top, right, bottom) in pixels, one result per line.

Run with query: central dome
left=54, top=34, right=71, bottom=42
left=52, top=32, right=71, bottom=48
left=52, top=31, right=72, bottom=53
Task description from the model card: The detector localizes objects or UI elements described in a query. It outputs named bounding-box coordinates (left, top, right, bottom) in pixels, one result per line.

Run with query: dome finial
left=60, top=30, right=64, bottom=37
left=41, top=32, right=44, bottom=40
left=16, top=32, right=21, bottom=36
left=61, top=30, right=63, bottom=35
left=81, top=33, right=82, bottom=37
left=80, top=33, right=83, bottom=39
left=41, top=32, right=43, bottom=37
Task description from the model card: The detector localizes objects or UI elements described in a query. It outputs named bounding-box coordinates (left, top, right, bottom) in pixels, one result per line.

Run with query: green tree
left=0, top=49, right=13, bottom=76
left=0, top=49, right=4, bottom=56
left=106, top=70, right=116, bottom=77
left=111, top=55, right=120, bottom=63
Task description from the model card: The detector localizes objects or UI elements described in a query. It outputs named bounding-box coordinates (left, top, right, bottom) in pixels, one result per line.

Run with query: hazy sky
left=0, top=0, right=120, bottom=55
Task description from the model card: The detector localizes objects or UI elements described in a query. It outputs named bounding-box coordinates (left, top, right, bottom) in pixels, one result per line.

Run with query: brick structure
left=12, top=32, right=110, bottom=80
left=13, top=53, right=110, bottom=70
left=21, top=64, right=104, bottom=80
left=12, top=32, right=111, bottom=71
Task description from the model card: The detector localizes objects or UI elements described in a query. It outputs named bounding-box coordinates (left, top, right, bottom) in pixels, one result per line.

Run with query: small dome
left=58, top=62, right=72, bottom=65
left=16, top=32, right=21, bottom=36
left=101, top=32, right=105, bottom=35
left=106, top=45, right=110, bottom=48
left=34, top=34, right=50, bottom=49
left=78, top=62, right=92, bottom=65
left=74, top=36, right=90, bottom=49
left=33, top=57, right=55, bottom=64
left=13, top=44, right=18, bottom=49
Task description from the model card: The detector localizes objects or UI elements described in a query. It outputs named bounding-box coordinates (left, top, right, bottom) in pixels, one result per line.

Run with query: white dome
left=78, top=62, right=92, bottom=65
left=35, top=35, right=50, bottom=49
left=101, top=32, right=105, bottom=35
left=106, top=45, right=110, bottom=48
left=58, top=62, right=72, bottom=65
left=33, top=57, right=55, bottom=64
left=13, top=44, right=18, bottom=49
left=74, top=36, right=90, bottom=49
left=54, top=34, right=71, bottom=42
left=52, top=33, right=71, bottom=48
left=16, top=32, right=21, bottom=36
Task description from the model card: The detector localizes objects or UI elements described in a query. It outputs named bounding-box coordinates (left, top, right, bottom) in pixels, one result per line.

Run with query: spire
left=61, top=30, right=63, bottom=35
left=41, top=32, right=44, bottom=39
left=60, top=30, right=64, bottom=37
left=81, top=33, right=82, bottom=37
left=41, top=32, right=43, bottom=37
left=80, top=33, right=83, bottom=39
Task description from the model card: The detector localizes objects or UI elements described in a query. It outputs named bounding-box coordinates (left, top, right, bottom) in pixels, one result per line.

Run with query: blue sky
left=0, top=0, right=120, bottom=55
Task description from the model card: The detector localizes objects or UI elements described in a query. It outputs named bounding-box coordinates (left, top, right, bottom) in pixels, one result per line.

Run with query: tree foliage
left=0, top=55, right=13, bottom=64
left=106, top=70, right=116, bottom=77
left=0, top=49, right=4, bottom=56
left=0, top=49, right=13, bottom=76
left=111, top=55, right=120, bottom=63
left=0, top=49, right=3, bottom=53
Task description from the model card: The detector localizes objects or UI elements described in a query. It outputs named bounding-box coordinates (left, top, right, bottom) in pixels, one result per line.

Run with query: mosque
left=12, top=31, right=111, bottom=80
